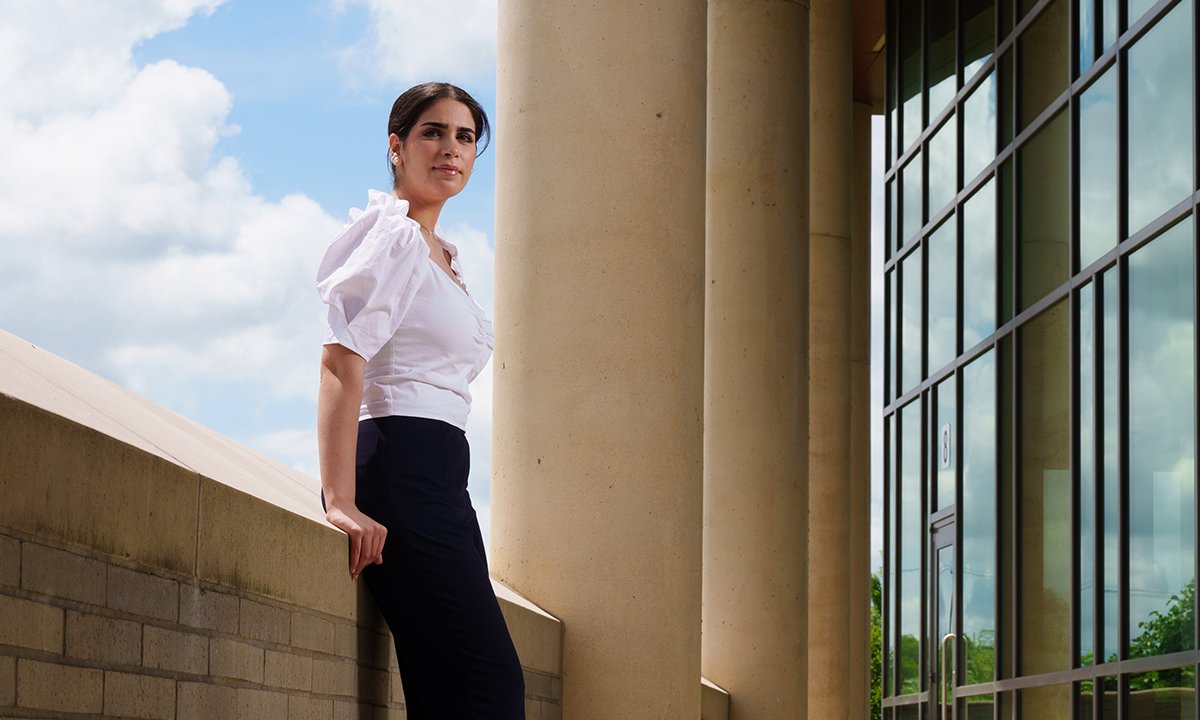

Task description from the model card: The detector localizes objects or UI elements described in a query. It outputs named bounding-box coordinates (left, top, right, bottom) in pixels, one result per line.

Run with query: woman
left=316, top=82, right=524, bottom=718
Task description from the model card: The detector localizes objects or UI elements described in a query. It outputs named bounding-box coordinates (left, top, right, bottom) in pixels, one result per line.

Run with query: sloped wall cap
left=0, top=329, right=324, bottom=524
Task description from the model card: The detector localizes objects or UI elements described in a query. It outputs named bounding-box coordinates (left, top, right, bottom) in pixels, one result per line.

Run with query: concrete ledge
left=701, top=676, right=731, bottom=720
left=0, top=330, right=564, bottom=717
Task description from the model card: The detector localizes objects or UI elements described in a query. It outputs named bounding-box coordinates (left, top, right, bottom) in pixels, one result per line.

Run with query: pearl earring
left=390, top=152, right=400, bottom=166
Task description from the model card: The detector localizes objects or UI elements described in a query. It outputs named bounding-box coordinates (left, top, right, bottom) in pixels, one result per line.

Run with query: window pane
left=1079, top=283, right=1097, bottom=665
left=1101, top=0, right=1116, bottom=50
left=928, top=218, right=957, bottom=373
left=900, top=0, right=922, bottom=150
left=1079, top=0, right=1095, bottom=73
left=889, top=268, right=899, bottom=402
left=963, top=0, right=995, bottom=80
left=902, top=248, right=924, bottom=394
left=964, top=180, right=997, bottom=347
left=1129, top=0, right=1157, bottom=27
left=999, top=48, right=1014, bottom=148
left=1019, top=300, right=1072, bottom=675
left=886, top=414, right=896, bottom=696
left=1019, top=110, right=1069, bottom=310
left=900, top=399, right=923, bottom=694
left=1128, top=219, right=1195, bottom=658
left=935, top=375, right=956, bottom=510
left=1080, top=679, right=1118, bottom=719
left=1018, top=0, right=1068, bottom=129
left=889, top=177, right=898, bottom=259
left=928, top=117, right=957, bottom=219
left=1021, top=683, right=1071, bottom=717
left=927, top=0, right=956, bottom=116
left=999, top=335, right=1016, bottom=679
left=1079, top=67, right=1119, bottom=270
left=1127, top=0, right=1194, bottom=236
left=1101, top=266, right=1119, bottom=662
left=964, top=72, right=996, bottom=186
left=1000, top=159, right=1015, bottom=323
left=903, top=153, right=923, bottom=245
left=1128, top=667, right=1197, bottom=719
left=962, top=350, right=997, bottom=683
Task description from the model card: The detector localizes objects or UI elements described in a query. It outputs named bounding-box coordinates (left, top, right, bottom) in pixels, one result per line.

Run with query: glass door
left=929, top=520, right=957, bottom=720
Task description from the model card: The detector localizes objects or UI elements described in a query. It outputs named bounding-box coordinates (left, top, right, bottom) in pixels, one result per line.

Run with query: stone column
left=491, top=0, right=707, bottom=716
left=848, top=101, right=875, bottom=720
left=806, top=0, right=854, bottom=717
left=702, top=0, right=810, bottom=717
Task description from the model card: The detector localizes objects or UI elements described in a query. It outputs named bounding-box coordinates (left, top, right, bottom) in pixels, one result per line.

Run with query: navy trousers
left=355, top=416, right=524, bottom=719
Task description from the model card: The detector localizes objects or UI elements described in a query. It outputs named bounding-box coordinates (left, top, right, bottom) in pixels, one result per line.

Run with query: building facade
left=883, top=0, right=1198, bottom=717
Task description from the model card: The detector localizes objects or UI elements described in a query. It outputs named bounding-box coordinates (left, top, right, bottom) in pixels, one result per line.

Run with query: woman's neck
left=394, top=191, right=445, bottom=235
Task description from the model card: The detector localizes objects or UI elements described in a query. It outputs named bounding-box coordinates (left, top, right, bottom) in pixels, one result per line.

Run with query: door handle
left=940, top=633, right=957, bottom=720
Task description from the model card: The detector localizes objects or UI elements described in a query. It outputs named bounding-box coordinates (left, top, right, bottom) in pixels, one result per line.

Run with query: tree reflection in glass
left=1128, top=219, right=1195, bottom=657
left=1127, top=0, right=1193, bottom=236
left=1128, top=664, right=1196, bottom=718
left=962, top=350, right=996, bottom=683
left=899, top=399, right=923, bottom=694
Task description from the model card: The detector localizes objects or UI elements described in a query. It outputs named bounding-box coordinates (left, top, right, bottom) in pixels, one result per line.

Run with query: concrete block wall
left=0, top=331, right=562, bottom=719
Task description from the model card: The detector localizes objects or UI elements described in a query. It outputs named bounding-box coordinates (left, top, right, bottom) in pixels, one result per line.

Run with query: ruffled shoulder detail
left=316, top=190, right=432, bottom=360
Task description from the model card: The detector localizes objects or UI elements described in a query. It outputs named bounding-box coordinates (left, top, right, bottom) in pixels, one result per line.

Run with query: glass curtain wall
left=882, top=0, right=1198, bottom=717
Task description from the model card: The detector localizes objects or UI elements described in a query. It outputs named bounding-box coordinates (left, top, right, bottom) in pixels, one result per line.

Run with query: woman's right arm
left=317, top=343, right=387, bottom=580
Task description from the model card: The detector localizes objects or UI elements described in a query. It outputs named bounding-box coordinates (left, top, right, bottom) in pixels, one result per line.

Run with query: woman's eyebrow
left=420, top=121, right=475, bottom=136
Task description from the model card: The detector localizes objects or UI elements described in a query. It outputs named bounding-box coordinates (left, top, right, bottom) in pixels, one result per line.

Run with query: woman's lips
left=434, top=165, right=461, bottom=175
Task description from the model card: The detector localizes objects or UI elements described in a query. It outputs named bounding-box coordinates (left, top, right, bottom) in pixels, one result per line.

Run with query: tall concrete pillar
left=848, top=101, right=875, bottom=720
left=491, top=0, right=707, bottom=717
left=806, top=0, right=854, bottom=717
left=702, top=0, right=810, bottom=717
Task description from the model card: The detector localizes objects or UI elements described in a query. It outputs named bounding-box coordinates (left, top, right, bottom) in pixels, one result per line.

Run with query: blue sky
left=1, top=0, right=884, bottom=565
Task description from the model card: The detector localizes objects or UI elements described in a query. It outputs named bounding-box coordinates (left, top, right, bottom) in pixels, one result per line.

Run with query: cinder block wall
left=0, top=332, right=562, bottom=719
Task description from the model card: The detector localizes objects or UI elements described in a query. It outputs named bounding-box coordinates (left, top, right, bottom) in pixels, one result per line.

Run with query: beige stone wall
left=0, top=331, right=562, bottom=720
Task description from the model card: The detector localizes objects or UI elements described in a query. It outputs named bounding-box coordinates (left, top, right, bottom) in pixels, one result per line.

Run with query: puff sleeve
left=316, top=191, right=432, bottom=361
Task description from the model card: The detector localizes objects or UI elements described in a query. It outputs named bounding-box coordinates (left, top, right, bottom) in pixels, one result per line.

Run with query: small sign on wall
left=940, top=423, right=952, bottom=470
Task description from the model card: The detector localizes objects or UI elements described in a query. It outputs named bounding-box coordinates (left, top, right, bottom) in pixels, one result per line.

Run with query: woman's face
left=391, top=98, right=478, bottom=205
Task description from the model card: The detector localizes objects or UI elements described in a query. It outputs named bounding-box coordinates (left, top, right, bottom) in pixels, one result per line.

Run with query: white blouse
left=317, top=190, right=494, bottom=430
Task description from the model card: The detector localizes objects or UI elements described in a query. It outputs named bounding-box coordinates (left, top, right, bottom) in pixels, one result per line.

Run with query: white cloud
left=0, top=2, right=337, bottom=445
left=332, top=0, right=497, bottom=87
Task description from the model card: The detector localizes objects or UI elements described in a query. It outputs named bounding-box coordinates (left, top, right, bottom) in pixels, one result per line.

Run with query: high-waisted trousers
left=355, top=415, right=525, bottom=719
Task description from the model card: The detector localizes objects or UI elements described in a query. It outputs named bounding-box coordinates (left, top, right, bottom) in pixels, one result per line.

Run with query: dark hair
left=387, top=82, right=491, bottom=182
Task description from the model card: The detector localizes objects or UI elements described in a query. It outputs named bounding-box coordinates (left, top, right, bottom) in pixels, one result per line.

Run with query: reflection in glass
left=888, top=269, right=898, bottom=403
left=1079, top=282, right=1096, bottom=666
left=1079, top=677, right=1120, bottom=719
left=1019, top=300, right=1071, bottom=675
left=1019, top=0, right=1068, bottom=129
left=1078, top=0, right=1095, bottom=73
left=928, top=219, right=957, bottom=373
left=927, top=0, right=955, bottom=116
left=1128, top=0, right=1156, bottom=27
left=886, top=415, right=896, bottom=696
left=963, top=72, right=996, bottom=186
left=999, top=159, right=1014, bottom=323
left=1101, top=267, right=1119, bottom=662
left=903, top=154, right=923, bottom=245
left=1019, top=111, right=1069, bottom=310
left=900, top=0, right=922, bottom=149
left=888, top=178, right=898, bottom=260
left=1079, top=67, right=1118, bottom=270
left=1128, top=219, right=1195, bottom=657
left=899, top=399, right=923, bottom=694
left=1128, top=0, right=1194, bottom=236
left=902, top=248, right=924, bottom=394
left=962, top=351, right=996, bottom=684
left=928, top=118, right=957, bottom=220
left=963, top=0, right=995, bottom=80
left=1101, top=0, right=1116, bottom=51
left=961, top=694, right=995, bottom=720
left=935, top=543, right=955, bottom=709
left=999, top=49, right=1014, bottom=147
left=935, top=376, right=956, bottom=510
left=999, top=336, right=1015, bottom=680
left=897, top=704, right=920, bottom=720
left=963, top=180, right=996, bottom=348
left=1021, top=683, right=1071, bottom=717
left=1129, top=667, right=1197, bottom=719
